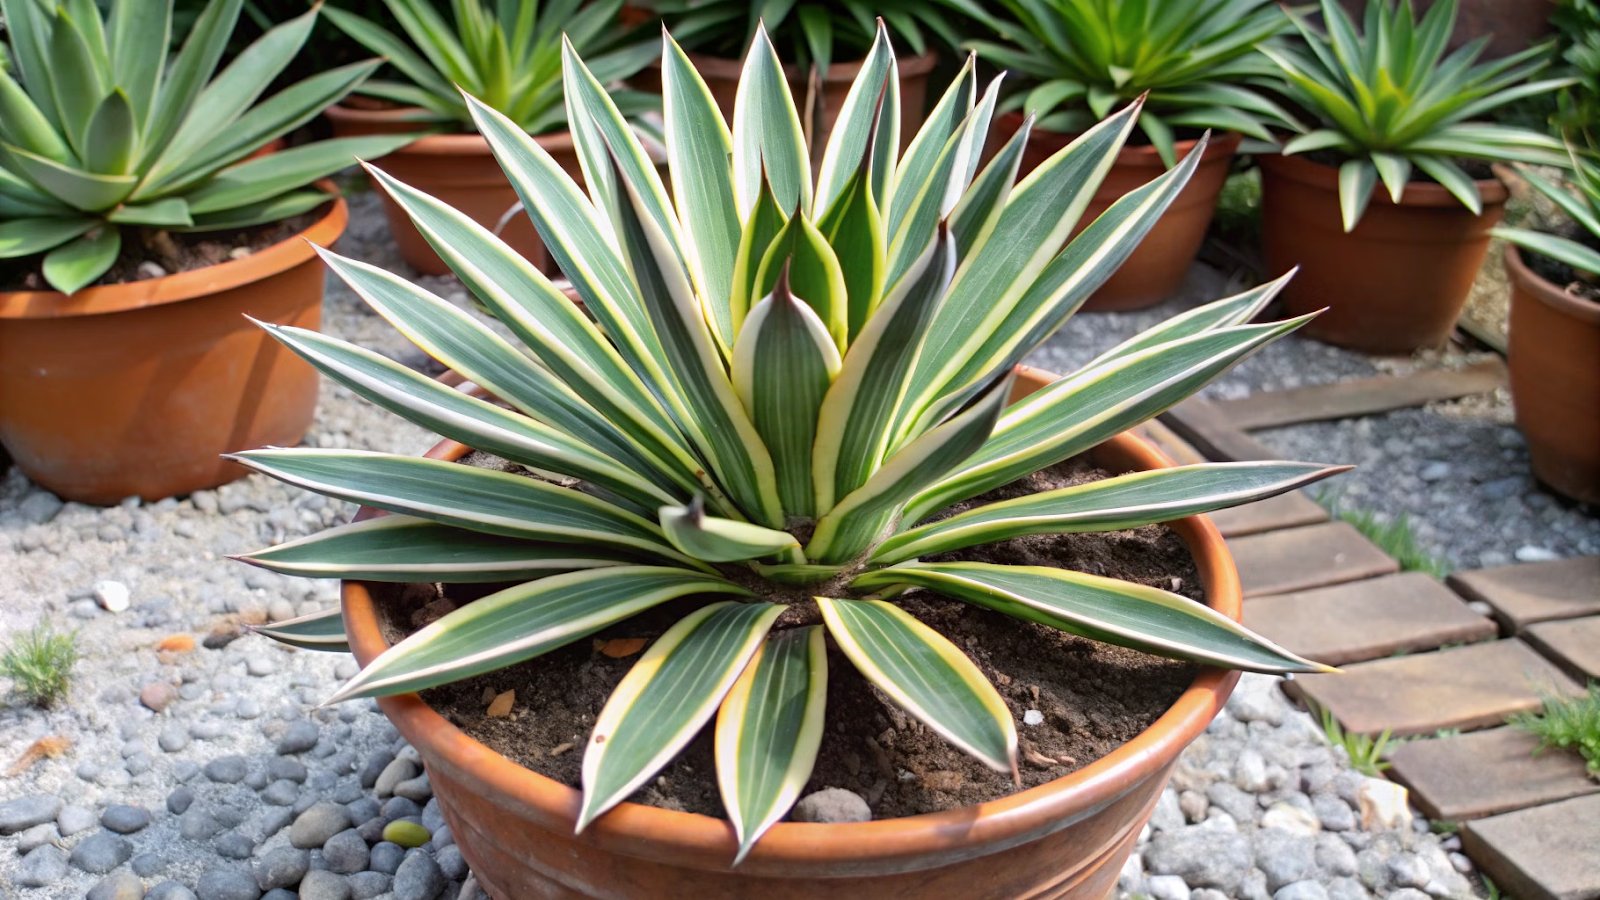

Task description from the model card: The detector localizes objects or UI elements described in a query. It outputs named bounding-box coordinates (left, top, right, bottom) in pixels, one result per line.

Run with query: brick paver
left=1463, top=794, right=1600, bottom=900
left=1227, top=521, right=1399, bottom=598
left=1387, top=727, right=1600, bottom=821
left=1524, top=616, right=1600, bottom=683
left=1208, top=491, right=1330, bottom=538
left=1448, top=556, right=1600, bottom=632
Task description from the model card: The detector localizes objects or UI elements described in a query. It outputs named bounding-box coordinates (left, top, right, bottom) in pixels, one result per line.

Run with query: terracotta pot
left=324, top=104, right=579, bottom=276
left=632, top=51, right=939, bottom=158
left=0, top=190, right=347, bottom=505
left=340, top=364, right=1243, bottom=900
left=1504, top=246, right=1600, bottom=504
left=1259, top=152, right=1508, bottom=353
left=997, top=115, right=1241, bottom=311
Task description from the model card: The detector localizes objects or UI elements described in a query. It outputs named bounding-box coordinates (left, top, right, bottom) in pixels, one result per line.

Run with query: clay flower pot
left=632, top=51, right=940, bottom=156
left=1503, top=245, right=1600, bottom=504
left=0, top=189, right=347, bottom=505
left=340, top=366, right=1243, bottom=900
left=997, top=115, right=1241, bottom=311
left=1259, top=153, right=1508, bottom=353
left=325, top=104, right=581, bottom=276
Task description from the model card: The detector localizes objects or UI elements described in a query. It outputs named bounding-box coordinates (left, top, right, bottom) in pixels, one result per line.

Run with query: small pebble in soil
left=790, top=788, right=872, bottom=824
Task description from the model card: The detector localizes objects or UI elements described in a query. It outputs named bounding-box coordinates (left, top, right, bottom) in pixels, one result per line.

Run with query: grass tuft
left=1319, top=706, right=1399, bottom=776
left=1509, top=683, right=1600, bottom=780
left=1314, top=492, right=1450, bottom=578
left=0, top=621, right=81, bottom=708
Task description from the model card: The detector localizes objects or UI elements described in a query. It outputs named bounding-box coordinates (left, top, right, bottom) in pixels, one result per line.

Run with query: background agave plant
left=0, top=0, right=414, bottom=294
left=1262, top=0, right=1576, bottom=231
left=1494, top=145, right=1600, bottom=279
left=239, top=24, right=1344, bottom=860
left=322, top=0, right=659, bottom=134
left=960, top=0, right=1303, bottom=166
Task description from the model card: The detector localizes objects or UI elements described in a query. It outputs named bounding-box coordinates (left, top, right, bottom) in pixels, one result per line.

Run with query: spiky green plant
left=1494, top=147, right=1600, bottom=281
left=321, top=0, right=659, bottom=134
left=959, top=0, right=1303, bottom=166
left=0, top=0, right=416, bottom=294
left=1511, top=683, right=1600, bottom=779
left=1262, top=0, right=1575, bottom=231
left=236, top=25, right=1344, bottom=858
left=1, top=620, right=80, bottom=707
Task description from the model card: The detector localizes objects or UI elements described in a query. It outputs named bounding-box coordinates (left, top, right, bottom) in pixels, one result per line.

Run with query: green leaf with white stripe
left=947, top=112, right=1030, bottom=264
left=602, top=138, right=786, bottom=529
left=235, top=515, right=633, bottom=582
left=818, top=150, right=887, bottom=342
left=258, top=321, right=678, bottom=509
left=816, top=597, right=1016, bottom=776
left=732, top=269, right=842, bottom=517
left=808, top=370, right=1012, bottom=565
left=248, top=607, right=348, bottom=653
left=729, top=170, right=791, bottom=337
left=752, top=209, right=849, bottom=353
left=227, top=449, right=700, bottom=568
left=662, top=32, right=741, bottom=357
left=732, top=27, right=810, bottom=221
left=874, top=462, right=1349, bottom=564
left=659, top=496, right=799, bottom=563
left=579, top=601, right=782, bottom=831
left=888, top=56, right=976, bottom=239
left=327, top=568, right=752, bottom=703
left=1080, top=272, right=1294, bottom=371
left=1338, top=158, right=1377, bottom=232
left=812, top=226, right=955, bottom=515
left=851, top=563, right=1331, bottom=674
left=902, top=316, right=1315, bottom=524
left=815, top=20, right=896, bottom=214
left=716, top=626, right=828, bottom=864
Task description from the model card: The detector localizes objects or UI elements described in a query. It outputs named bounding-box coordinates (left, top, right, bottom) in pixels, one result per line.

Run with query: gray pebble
left=167, top=787, right=195, bottom=816
left=215, top=831, right=256, bottom=859
left=262, top=892, right=296, bottom=900
left=125, top=752, right=155, bottom=775
left=1144, top=828, right=1254, bottom=893
left=347, top=797, right=381, bottom=825
left=430, top=824, right=454, bottom=849
left=16, top=844, right=68, bottom=887
left=421, top=798, right=445, bottom=833
left=1276, top=882, right=1331, bottom=900
left=368, top=842, right=405, bottom=875
left=132, top=852, right=167, bottom=877
left=278, top=720, right=321, bottom=755
left=236, top=698, right=263, bottom=719
left=246, top=654, right=279, bottom=677
left=394, top=850, right=446, bottom=900
left=16, top=821, right=58, bottom=852
left=299, top=869, right=353, bottom=900
left=375, top=758, right=419, bottom=798
left=395, top=773, right=434, bottom=802
left=102, top=804, right=153, bottom=834
left=324, top=828, right=371, bottom=874
left=348, top=871, right=393, bottom=900
left=356, top=816, right=387, bottom=844
left=435, top=844, right=468, bottom=881
left=1147, top=874, right=1192, bottom=900
left=147, top=882, right=200, bottom=900
left=87, top=870, right=147, bottom=900
left=1313, top=793, right=1356, bottom=833
left=332, top=781, right=365, bottom=804
left=291, top=801, right=353, bottom=849
left=173, top=761, right=202, bottom=782
left=267, top=757, right=308, bottom=783
left=1387, top=854, right=1431, bottom=889
left=158, top=726, right=191, bottom=753
left=1256, top=829, right=1318, bottom=892
left=179, top=809, right=223, bottom=841
left=0, top=794, right=63, bottom=833
left=190, top=720, right=228, bottom=741
left=244, top=769, right=270, bottom=790
left=261, top=779, right=300, bottom=806
left=252, top=846, right=309, bottom=891
left=71, top=831, right=135, bottom=874
left=384, top=796, right=423, bottom=822
left=59, top=804, right=98, bottom=835
left=790, top=788, right=871, bottom=824
left=205, top=755, right=249, bottom=784
left=359, top=750, right=396, bottom=789
left=195, top=866, right=263, bottom=900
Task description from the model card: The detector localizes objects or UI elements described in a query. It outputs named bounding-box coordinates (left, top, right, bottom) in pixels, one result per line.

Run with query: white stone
left=1261, top=803, right=1322, bottom=837
left=1514, top=545, right=1559, bottom=562
left=1356, top=777, right=1412, bottom=832
left=1147, top=874, right=1192, bottom=900
left=93, top=580, right=130, bottom=612
left=1023, top=709, right=1044, bottom=726
left=1234, top=748, right=1271, bottom=793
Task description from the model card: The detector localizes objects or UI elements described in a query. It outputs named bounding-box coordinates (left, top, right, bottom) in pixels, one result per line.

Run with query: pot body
left=0, top=195, right=347, bottom=504
left=325, top=105, right=579, bottom=276
left=1504, top=246, right=1600, bottom=504
left=1260, top=153, right=1507, bottom=353
left=341, top=366, right=1242, bottom=900
left=633, top=52, right=938, bottom=157
left=999, top=116, right=1240, bottom=311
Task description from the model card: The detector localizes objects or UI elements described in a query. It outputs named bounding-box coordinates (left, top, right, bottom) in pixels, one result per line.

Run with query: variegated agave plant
left=238, top=24, right=1342, bottom=860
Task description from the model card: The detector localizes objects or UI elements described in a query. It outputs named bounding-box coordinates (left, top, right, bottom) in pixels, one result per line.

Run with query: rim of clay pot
left=1260, top=151, right=1509, bottom=209
left=662, top=48, right=940, bottom=83
left=341, top=363, right=1243, bottom=870
left=996, top=111, right=1244, bottom=164
left=1504, top=243, right=1600, bottom=326
left=325, top=105, right=576, bottom=157
left=0, top=182, right=348, bottom=320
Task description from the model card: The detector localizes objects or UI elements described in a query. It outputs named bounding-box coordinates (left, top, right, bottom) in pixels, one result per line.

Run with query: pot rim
left=0, top=182, right=348, bottom=320
left=996, top=112, right=1243, bottom=164
left=1504, top=243, right=1600, bottom=325
left=656, top=48, right=941, bottom=82
left=1259, top=151, right=1509, bottom=208
left=340, top=363, right=1243, bottom=871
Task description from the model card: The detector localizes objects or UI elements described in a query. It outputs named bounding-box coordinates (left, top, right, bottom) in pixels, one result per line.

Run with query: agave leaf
left=815, top=20, right=897, bottom=213
left=138, top=0, right=244, bottom=168
left=812, top=226, right=955, bottom=515
left=1371, top=152, right=1411, bottom=204
left=579, top=601, right=781, bottom=831
left=227, top=449, right=702, bottom=568
left=662, top=32, right=741, bottom=355
left=82, top=89, right=137, bottom=175
left=728, top=171, right=790, bottom=336
left=328, top=568, right=753, bottom=703
left=183, top=135, right=419, bottom=214
left=1409, top=154, right=1481, bottom=215
left=2, top=143, right=137, bottom=210
left=1493, top=226, right=1600, bottom=276
left=732, top=25, right=811, bottom=220
left=902, top=317, right=1315, bottom=524
left=48, top=6, right=109, bottom=160
left=0, top=217, right=95, bottom=259
left=248, top=606, right=349, bottom=653
left=748, top=562, right=848, bottom=585
left=107, top=0, right=169, bottom=129
left=1337, top=158, right=1378, bottom=231
left=1081, top=272, right=1294, bottom=370
left=259, top=322, right=678, bottom=509
left=106, top=197, right=192, bottom=227
left=1, top=0, right=62, bottom=132
left=236, top=514, right=633, bottom=582
left=40, top=226, right=120, bottom=294
left=659, top=496, right=799, bottom=562
left=889, top=56, right=976, bottom=237
left=807, top=369, right=1011, bottom=565
left=716, top=626, right=828, bottom=864
left=817, top=152, right=887, bottom=342
left=731, top=269, right=842, bottom=518
left=875, top=462, right=1349, bottom=564
left=174, top=189, right=329, bottom=231
left=751, top=209, right=849, bottom=352
left=852, top=563, right=1331, bottom=674
left=320, top=4, right=459, bottom=102
left=817, top=597, right=1017, bottom=775
left=0, top=68, right=73, bottom=163
left=947, top=112, right=1031, bottom=264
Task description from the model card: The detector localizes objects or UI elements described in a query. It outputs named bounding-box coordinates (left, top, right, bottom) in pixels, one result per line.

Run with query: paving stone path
left=1151, top=397, right=1600, bottom=900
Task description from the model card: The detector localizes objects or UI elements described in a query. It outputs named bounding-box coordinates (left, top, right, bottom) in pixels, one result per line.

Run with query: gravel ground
left=0, top=190, right=1578, bottom=899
